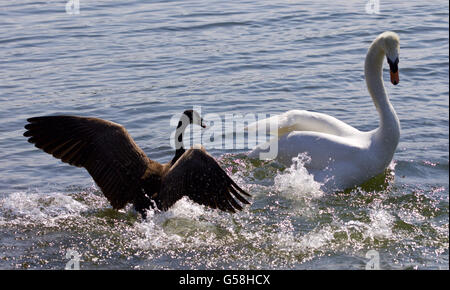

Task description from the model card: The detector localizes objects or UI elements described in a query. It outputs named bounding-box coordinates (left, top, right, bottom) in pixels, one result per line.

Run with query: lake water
left=0, top=0, right=448, bottom=269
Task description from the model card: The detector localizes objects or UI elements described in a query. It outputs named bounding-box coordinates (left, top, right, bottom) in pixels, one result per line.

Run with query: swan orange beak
left=387, top=56, right=399, bottom=85
left=390, top=70, right=399, bottom=85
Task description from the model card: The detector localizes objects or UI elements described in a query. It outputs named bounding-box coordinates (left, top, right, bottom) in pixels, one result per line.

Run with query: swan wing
left=245, top=113, right=283, bottom=136
left=277, top=131, right=367, bottom=169
left=158, top=148, right=250, bottom=212
left=246, top=110, right=360, bottom=137
left=24, top=116, right=153, bottom=209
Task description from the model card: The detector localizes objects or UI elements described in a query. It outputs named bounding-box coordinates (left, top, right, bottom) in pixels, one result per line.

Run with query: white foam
left=161, top=196, right=209, bottom=220
left=133, top=197, right=222, bottom=250
left=298, top=225, right=335, bottom=250
left=344, top=207, right=395, bottom=240
left=274, top=153, right=324, bottom=200
left=289, top=208, right=394, bottom=254
left=0, top=191, right=88, bottom=226
left=366, top=208, right=394, bottom=238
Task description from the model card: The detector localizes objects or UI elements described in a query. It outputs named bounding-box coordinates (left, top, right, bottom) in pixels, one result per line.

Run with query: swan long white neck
left=365, top=37, right=400, bottom=162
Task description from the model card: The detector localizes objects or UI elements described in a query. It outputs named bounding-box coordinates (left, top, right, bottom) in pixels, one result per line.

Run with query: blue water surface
left=0, top=0, right=448, bottom=269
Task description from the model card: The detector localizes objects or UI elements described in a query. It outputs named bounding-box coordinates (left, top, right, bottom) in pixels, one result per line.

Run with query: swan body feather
left=248, top=31, right=401, bottom=190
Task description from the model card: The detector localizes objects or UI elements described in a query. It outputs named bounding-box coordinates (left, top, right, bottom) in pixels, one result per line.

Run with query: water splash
left=0, top=157, right=446, bottom=269
left=274, top=153, right=324, bottom=200
left=0, top=191, right=88, bottom=226
left=133, top=197, right=226, bottom=251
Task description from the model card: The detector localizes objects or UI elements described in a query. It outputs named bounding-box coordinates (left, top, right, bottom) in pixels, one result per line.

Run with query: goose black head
left=181, top=109, right=206, bottom=128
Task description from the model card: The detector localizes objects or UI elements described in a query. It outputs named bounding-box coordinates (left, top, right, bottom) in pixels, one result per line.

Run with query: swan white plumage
left=247, top=31, right=401, bottom=190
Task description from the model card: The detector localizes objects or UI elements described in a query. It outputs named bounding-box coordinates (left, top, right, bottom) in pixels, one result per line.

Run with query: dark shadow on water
left=342, top=169, right=396, bottom=194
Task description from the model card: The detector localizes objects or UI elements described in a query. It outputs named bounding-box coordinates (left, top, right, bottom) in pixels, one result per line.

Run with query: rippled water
left=0, top=0, right=448, bottom=269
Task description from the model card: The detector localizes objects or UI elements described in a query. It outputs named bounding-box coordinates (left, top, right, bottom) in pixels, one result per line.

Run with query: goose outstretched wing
left=24, top=116, right=154, bottom=209
left=158, top=148, right=251, bottom=212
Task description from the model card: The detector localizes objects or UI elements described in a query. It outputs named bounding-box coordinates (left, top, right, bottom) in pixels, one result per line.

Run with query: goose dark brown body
left=23, top=115, right=250, bottom=217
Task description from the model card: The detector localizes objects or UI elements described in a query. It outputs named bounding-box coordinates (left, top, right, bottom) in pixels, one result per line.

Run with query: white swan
left=247, top=31, right=401, bottom=190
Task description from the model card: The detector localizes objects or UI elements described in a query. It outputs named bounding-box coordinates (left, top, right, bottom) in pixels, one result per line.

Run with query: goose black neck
left=171, top=147, right=186, bottom=165
left=171, top=120, right=187, bottom=165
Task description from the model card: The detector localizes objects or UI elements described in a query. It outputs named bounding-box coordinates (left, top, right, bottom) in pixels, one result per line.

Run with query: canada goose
left=24, top=110, right=250, bottom=218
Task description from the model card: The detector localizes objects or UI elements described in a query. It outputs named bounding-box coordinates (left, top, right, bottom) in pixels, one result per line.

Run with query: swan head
left=379, top=31, right=400, bottom=85
left=181, top=109, right=207, bottom=128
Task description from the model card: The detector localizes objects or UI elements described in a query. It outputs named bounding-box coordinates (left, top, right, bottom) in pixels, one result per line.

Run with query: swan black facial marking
left=387, top=56, right=399, bottom=73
